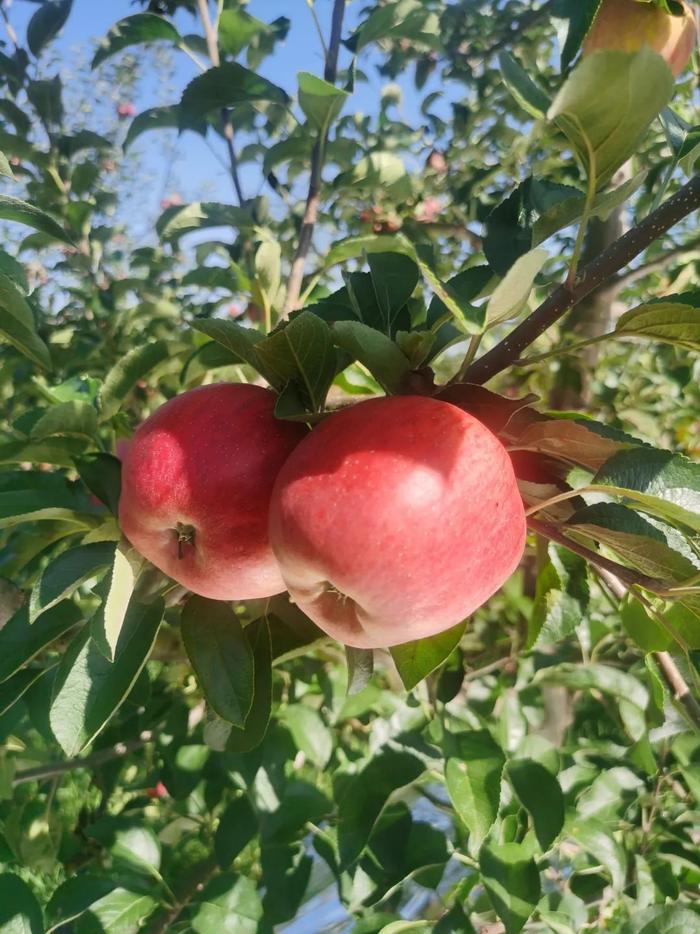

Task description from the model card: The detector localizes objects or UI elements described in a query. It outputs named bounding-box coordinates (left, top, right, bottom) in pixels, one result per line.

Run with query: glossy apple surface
left=119, top=383, right=306, bottom=600
left=269, top=395, right=527, bottom=649
left=583, top=0, right=696, bottom=76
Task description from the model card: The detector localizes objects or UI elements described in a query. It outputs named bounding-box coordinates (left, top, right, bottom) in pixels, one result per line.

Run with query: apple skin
left=268, top=396, right=526, bottom=649
left=119, top=383, right=306, bottom=600
left=583, top=0, right=696, bottom=77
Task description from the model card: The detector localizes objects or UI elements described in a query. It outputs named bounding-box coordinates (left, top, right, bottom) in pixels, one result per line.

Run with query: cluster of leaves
left=0, top=0, right=698, bottom=931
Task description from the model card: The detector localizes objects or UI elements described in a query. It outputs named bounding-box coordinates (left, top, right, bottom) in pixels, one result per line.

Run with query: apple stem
left=174, top=523, right=196, bottom=560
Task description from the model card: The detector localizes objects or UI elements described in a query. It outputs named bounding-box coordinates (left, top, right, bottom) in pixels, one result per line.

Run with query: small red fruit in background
left=160, top=192, right=183, bottom=211
left=269, top=395, right=526, bottom=649
left=583, top=0, right=696, bottom=77
left=426, top=149, right=448, bottom=174
left=146, top=781, right=168, bottom=799
left=119, top=383, right=306, bottom=600
left=117, top=101, right=136, bottom=118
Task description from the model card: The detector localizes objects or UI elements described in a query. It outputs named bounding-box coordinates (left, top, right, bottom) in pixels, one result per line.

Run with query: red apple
left=119, top=383, right=306, bottom=600
left=117, top=101, right=136, bottom=118
left=269, top=396, right=526, bottom=649
left=583, top=0, right=696, bottom=76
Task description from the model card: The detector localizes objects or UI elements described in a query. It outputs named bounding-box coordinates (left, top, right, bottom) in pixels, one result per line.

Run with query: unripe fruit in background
left=583, top=0, right=696, bottom=76
left=119, top=383, right=306, bottom=600
left=269, top=396, right=526, bottom=649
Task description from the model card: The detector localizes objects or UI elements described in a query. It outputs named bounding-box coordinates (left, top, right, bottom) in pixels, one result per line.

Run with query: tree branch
left=283, top=0, right=347, bottom=316
left=464, top=175, right=700, bottom=385
left=196, top=0, right=245, bottom=205
left=12, top=734, right=153, bottom=787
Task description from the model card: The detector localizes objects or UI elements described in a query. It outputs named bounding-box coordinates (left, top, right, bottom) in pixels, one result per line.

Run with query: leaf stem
left=566, top=121, right=598, bottom=289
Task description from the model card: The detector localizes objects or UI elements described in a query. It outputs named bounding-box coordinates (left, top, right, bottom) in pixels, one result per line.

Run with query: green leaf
left=298, top=71, right=349, bottom=131
left=27, top=77, right=63, bottom=127
left=337, top=748, right=425, bottom=869
left=156, top=201, right=255, bottom=241
left=528, top=544, right=589, bottom=649
left=224, top=617, right=272, bottom=753
left=614, top=294, right=700, bottom=351
left=255, top=311, right=338, bottom=412
left=191, top=873, right=262, bottom=934
left=214, top=796, right=258, bottom=868
left=566, top=816, right=627, bottom=890
left=92, top=13, right=183, bottom=68
left=390, top=622, right=465, bottom=691
left=568, top=503, right=699, bottom=583
left=180, top=63, right=289, bottom=117
left=90, top=545, right=144, bottom=662
left=45, top=876, right=116, bottom=930
left=27, top=0, right=72, bottom=57
left=331, top=320, right=410, bottom=394
left=29, top=541, right=115, bottom=622
left=181, top=597, right=255, bottom=727
left=99, top=340, right=171, bottom=421
left=622, top=906, right=700, bottom=934
left=561, top=0, right=602, bottom=71
left=190, top=318, right=264, bottom=367
left=444, top=731, right=505, bottom=854
left=0, top=668, right=45, bottom=717
left=63, top=886, right=157, bottom=931
left=366, top=252, right=420, bottom=334
left=621, top=595, right=673, bottom=652
left=479, top=841, right=541, bottom=934
left=336, top=152, right=412, bottom=201
left=283, top=705, right=333, bottom=769
left=0, top=150, right=15, bottom=180
left=345, top=645, right=374, bottom=695
left=507, top=759, right=565, bottom=852
left=348, top=0, right=441, bottom=53
left=0, top=490, right=96, bottom=531
left=49, top=598, right=162, bottom=755
left=592, top=448, right=700, bottom=533
left=533, top=172, right=646, bottom=246
left=30, top=401, right=98, bottom=443
left=0, top=273, right=52, bottom=370
left=535, top=661, right=648, bottom=709
left=123, top=105, right=202, bottom=152
left=0, top=873, right=44, bottom=934
left=0, top=602, right=81, bottom=683
left=254, top=239, right=281, bottom=310
left=0, top=194, right=73, bottom=244
left=218, top=8, right=268, bottom=56
left=75, top=453, right=122, bottom=515
left=486, top=247, right=548, bottom=327
left=548, top=48, right=674, bottom=188
left=499, top=52, right=550, bottom=119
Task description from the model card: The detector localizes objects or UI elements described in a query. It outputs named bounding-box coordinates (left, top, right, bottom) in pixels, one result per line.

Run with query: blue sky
left=2, top=0, right=443, bottom=232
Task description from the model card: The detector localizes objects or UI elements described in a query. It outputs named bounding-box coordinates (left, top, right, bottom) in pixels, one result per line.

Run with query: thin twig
left=528, top=518, right=664, bottom=594
left=13, top=734, right=153, bottom=787
left=597, top=569, right=700, bottom=732
left=283, top=0, right=347, bottom=316
left=196, top=0, right=245, bottom=205
left=0, top=5, right=18, bottom=49
left=464, top=176, right=700, bottom=385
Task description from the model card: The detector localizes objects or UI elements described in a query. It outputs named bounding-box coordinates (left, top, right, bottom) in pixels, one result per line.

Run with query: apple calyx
left=174, top=522, right=196, bottom=560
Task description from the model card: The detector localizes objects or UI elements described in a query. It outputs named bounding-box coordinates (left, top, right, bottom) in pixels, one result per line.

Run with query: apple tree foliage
left=0, top=0, right=699, bottom=930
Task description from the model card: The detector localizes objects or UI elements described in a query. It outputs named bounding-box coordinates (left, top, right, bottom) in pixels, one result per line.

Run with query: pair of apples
left=119, top=384, right=526, bottom=649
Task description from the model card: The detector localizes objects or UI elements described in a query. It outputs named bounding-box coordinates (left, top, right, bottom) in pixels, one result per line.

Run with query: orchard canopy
left=0, top=1, right=700, bottom=932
